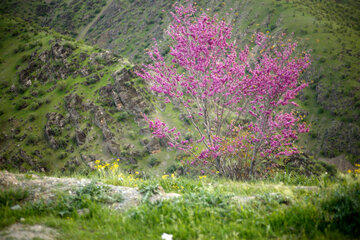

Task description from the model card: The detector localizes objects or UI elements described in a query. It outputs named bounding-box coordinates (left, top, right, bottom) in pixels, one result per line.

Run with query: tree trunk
left=248, top=143, right=260, bottom=178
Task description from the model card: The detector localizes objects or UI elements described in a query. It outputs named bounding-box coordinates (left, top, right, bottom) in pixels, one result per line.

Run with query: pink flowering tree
left=136, top=3, right=311, bottom=179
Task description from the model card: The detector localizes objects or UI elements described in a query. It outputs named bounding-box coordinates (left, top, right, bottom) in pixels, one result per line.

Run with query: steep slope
left=0, top=0, right=108, bottom=37
left=0, top=0, right=359, bottom=165
left=0, top=15, right=170, bottom=173
left=89, top=0, right=360, bottom=163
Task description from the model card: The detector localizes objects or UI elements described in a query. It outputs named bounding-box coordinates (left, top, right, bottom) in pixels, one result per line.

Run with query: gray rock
left=231, top=196, right=256, bottom=205
left=0, top=223, right=59, bottom=240
left=75, top=129, right=86, bottom=145
left=10, top=204, right=21, bottom=210
left=149, top=193, right=181, bottom=203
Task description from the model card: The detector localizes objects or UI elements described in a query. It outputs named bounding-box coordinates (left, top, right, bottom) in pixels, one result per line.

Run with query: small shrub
left=53, top=181, right=123, bottom=217
left=319, top=57, right=326, bottom=63
left=0, top=188, right=29, bottom=206
left=15, top=99, right=28, bottom=110
left=128, top=131, right=136, bottom=140
left=13, top=44, right=26, bottom=53
left=26, top=135, right=38, bottom=145
left=20, top=54, right=30, bottom=63
left=57, top=81, right=67, bottom=91
left=117, top=111, right=129, bottom=122
left=29, top=101, right=41, bottom=110
left=63, top=42, right=76, bottom=50
left=139, top=182, right=159, bottom=200
left=166, top=164, right=178, bottom=174
left=28, top=113, right=36, bottom=122
left=149, top=157, right=160, bottom=167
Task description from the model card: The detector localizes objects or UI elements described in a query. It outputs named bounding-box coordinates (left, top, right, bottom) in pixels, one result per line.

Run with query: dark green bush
left=149, top=157, right=160, bottom=168
left=26, top=135, right=38, bottom=145
left=117, top=111, right=129, bottom=122
left=57, top=81, right=67, bottom=91
left=0, top=188, right=29, bottom=206
left=321, top=181, right=360, bottom=236
left=13, top=44, right=25, bottom=53
left=28, top=113, right=36, bottom=122
left=29, top=101, right=41, bottom=110
left=20, top=54, right=30, bottom=63
left=15, top=99, right=28, bottom=110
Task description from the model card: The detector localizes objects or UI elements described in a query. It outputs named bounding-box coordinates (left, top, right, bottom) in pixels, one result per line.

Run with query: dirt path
left=76, top=0, right=114, bottom=41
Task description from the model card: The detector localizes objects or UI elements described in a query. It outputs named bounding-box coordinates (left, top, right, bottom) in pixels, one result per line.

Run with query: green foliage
left=29, top=101, right=41, bottom=110
left=57, top=80, right=67, bottom=91
left=148, top=157, right=160, bottom=168
left=14, top=99, right=28, bottom=110
left=26, top=134, right=39, bottom=145
left=0, top=188, right=29, bottom=206
left=321, top=180, right=360, bottom=236
left=116, top=111, right=129, bottom=122
left=44, top=181, right=123, bottom=218
left=139, top=182, right=159, bottom=200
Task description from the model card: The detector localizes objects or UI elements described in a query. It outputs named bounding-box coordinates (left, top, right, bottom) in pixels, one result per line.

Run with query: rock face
left=98, top=68, right=151, bottom=119
left=19, top=40, right=77, bottom=85
left=112, top=68, right=152, bottom=119
left=64, top=93, right=83, bottom=126
left=91, top=104, right=120, bottom=156
left=44, top=112, right=68, bottom=150
left=0, top=37, right=156, bottom=172
left=75, top=129, right=87, bottom=145
left=0, top=149, right=43, bottom=173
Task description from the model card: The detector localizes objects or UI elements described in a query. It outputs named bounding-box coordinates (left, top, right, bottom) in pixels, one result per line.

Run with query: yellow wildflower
left=162, top=174, right=169, bottom=180
left=348, top=169, right=352, bottom=173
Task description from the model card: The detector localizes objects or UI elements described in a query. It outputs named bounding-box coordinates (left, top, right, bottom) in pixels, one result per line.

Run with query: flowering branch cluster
left=136, top=3, right=311, bottom=179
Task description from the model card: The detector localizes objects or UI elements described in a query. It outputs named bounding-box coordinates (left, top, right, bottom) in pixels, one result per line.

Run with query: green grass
left=0, top=15, right=156, bottom=173
left=0, top=171, right=359, bottom=239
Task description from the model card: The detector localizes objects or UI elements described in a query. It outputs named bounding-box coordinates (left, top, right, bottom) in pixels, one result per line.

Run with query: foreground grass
left=0, top=171, right=359, bottom=239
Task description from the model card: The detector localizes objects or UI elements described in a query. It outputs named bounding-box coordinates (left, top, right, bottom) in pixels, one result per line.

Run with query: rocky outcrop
left=75, top=129, right=87, bottom=145
left=89, top=51, right=118, bottom=66
left=111, top=68, right=151, bottom=118
left=4, top=150, right=44, bottom=172
left=91, top=104, right=120, bottom=156
left=1, top=36, right=155, bottom=173
left=0, top=171, right=181, bottom=211
left=64, top=93, right=83, bottom=126
left=0, top=224, right=59, bottom=240
left=145, top=138, right=161, bottom=154
left=44, top=112, right=68, bottom=150
left=19, top=41, right=78, bottom=85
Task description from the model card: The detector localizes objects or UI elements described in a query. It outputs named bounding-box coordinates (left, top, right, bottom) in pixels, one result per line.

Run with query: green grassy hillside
left=0, top=0, right=107, bottom=37
left=0, top=0, right=359, bottom=168
left=0, top=15, right=172, bottom=174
